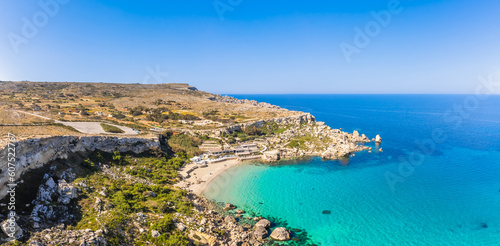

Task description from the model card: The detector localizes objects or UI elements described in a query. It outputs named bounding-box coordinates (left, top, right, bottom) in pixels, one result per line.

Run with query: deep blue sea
left=205, top=95, right=500, bottom=246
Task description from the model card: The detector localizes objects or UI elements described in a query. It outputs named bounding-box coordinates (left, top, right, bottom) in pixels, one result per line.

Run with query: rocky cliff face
left=0, top=136, right=159, bottom=200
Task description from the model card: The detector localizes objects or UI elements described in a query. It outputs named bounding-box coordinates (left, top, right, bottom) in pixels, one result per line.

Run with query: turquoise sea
left=204, top=95, right=500, bottom=246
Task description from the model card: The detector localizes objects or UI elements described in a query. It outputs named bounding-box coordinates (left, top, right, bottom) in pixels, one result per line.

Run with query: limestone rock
left=263, top=150, right=280, bottom=162
left=151, top=230, right=161, bottom=238
left=1, top=218, right=23, bottom=239
left=254, top=219, right=271, bottom=229
left=28, top=227, right=107, bottom=246
left=253, top=226, right=268, bottom=239
left=176, top=223, right=186, bottom=231
left=57, top=179, right=78, bottom=204
left=270, top=227, right=290, bottom=241
left=223, top=203, right=236, bottom=211
left=224, top=215, right=237, bottom=223
left=0, top=136, right=159, bottom=200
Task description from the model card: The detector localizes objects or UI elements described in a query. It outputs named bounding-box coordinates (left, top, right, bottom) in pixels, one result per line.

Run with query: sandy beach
left=175, top=159, right=243, bottom=195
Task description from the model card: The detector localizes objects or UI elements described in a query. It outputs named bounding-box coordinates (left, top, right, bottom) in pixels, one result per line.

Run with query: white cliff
left=0, top=136, right=159, bottom=200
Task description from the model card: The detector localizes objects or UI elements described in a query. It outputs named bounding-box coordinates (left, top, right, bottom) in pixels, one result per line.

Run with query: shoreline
left=175, top=159, right=244, bottom=195
left=175, top=153, right=360, bottom=196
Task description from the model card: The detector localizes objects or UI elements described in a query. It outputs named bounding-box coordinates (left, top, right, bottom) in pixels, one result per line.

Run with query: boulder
left=321, top=148, right=338, bottom=159
left=254, top=219, right=271, bottom=229
left=224, top=215, right=237, bottom=224
left=57, top=179, right=78, bottom=204
left=253, top=226, right=268, bottom=239
left=263, top=150, right=280, bottom=162
left=176, top=223, right=186, bottom=231
left=375, top=134, right=382, bottom=143
left=1, top=218, right=23, bottom=239
left=235, top=209, right=245, bottom=214
left=270, top=227, right=290, bottom=241
left=151, top=230, right=161, bottom=238
left=37, top=178, right=58, bottom=203
left=223, top=203, right=236, bottom=211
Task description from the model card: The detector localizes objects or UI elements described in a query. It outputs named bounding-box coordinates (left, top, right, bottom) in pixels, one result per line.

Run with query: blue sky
left=1, top=0, right=499, bottom=94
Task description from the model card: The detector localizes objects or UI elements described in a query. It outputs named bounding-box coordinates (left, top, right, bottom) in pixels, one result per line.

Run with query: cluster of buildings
left=190, top=141, right=262, bottom=164
left=179, top=119, right=223, bottom=126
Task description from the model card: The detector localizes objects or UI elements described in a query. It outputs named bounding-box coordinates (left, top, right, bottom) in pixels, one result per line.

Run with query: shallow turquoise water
left=205, top=95, right=500, bottom=245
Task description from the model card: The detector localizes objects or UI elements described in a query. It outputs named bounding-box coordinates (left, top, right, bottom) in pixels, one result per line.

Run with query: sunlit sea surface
left=205, top=95, right=500, bottom=246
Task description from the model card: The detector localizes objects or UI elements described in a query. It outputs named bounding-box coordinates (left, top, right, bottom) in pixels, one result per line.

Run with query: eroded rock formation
left=0, top=136, right=159, bottom=200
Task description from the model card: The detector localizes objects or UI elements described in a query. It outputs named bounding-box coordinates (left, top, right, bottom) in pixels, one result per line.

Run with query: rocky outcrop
left=209, top=94, right=281, bottom=109
left=263, top=150, right=281, bottom=162
left=255, top=219, right=271, bottom=229
left=270, top=227, right=290, bottom=241
left=253, top=226, right=268, bottom=239
left=171, top=196, right=314, bottom=245
left=28, top=175, right=82, bottom=230
left=1, top=217, right=23, bottom=239
left=28, top=226, right=107, bottom=246
left=0, top=136, right=159, bottom=200
left=223, top=203, right=236, bottom=211
left=262, top=122, right=372, bottom=161
left=57, top=179, right=78, bottom=204
left=195, top=111, right=375, bottom=160
left=224, top=215, right=237, bottom=224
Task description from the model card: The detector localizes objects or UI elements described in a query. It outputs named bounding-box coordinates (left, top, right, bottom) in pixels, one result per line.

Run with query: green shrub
left=101, top=123, right=125, bottom=133
left=112, top=113, right=126, bottom=119
left=151, top=216, right=174, bottom=233
left=82, top=159, right=97, bottom=170
left=167, top=133, right=202, bottom=156
left=287, top=140, right=300, bottom=148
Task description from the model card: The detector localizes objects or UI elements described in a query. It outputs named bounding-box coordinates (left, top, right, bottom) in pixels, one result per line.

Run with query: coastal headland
left=0, top=81, right=380, bottom=245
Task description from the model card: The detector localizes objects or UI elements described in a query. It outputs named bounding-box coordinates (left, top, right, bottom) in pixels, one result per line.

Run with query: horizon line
left=1, top=80, right=497, bottom=95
